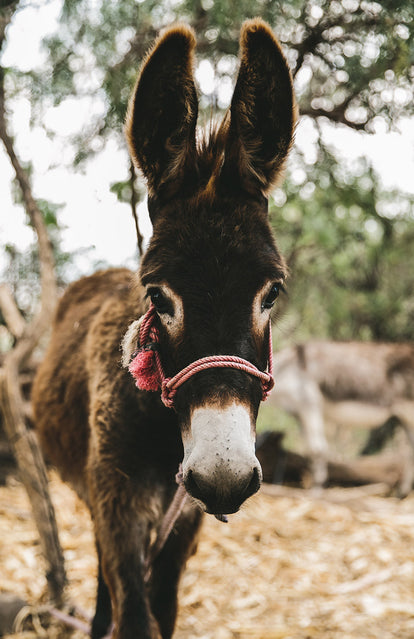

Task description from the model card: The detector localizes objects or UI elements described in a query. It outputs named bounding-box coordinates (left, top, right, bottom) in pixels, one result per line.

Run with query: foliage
left=272, top=141, right=414, bottom=342
left=30, top=0, right=413, bottom=136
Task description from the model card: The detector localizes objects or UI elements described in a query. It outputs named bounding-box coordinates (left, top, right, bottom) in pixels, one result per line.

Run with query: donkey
left=269, top=341, right=414, bottom=493
left=32, top=19, right=295, bottom=639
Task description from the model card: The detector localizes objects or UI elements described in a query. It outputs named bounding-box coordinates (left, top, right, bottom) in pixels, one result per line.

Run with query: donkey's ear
left=125, top=25, right=198, bottom=199
left=221, top=19, right=296, bottom=196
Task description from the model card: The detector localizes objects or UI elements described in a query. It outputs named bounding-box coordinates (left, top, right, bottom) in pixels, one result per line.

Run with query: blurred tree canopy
left=1, top=0, right=414, bottom=342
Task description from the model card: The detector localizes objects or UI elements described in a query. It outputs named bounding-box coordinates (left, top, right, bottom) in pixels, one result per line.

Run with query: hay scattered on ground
left=2, top=473, right=414, bottom=638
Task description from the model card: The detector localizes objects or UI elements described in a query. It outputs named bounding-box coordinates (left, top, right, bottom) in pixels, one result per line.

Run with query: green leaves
left=271, top=141, right=414, bottom=342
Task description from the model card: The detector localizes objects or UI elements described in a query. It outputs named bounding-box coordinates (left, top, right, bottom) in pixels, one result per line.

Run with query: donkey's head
left=125, top=19, right=295, bottom=515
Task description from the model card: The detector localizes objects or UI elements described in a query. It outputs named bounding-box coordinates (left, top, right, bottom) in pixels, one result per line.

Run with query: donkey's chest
left=91, top=387, right=183, bottom=475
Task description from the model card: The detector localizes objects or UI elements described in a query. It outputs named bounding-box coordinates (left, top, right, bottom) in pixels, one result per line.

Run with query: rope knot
left=128, top=306, right=164, bottom=394
left=161, top=379, right=175, bottom=409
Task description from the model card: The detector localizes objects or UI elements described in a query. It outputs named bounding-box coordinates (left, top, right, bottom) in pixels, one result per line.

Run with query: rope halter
left=128, top=304, right=274, bottom=409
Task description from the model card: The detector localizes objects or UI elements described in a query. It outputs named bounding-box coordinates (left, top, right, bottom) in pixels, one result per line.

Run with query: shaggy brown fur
left=32, top=19, right=295, bottom=639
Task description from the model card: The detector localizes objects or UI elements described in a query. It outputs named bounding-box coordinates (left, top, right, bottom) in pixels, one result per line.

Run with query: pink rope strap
left=128, top=304, right=274, bottom=409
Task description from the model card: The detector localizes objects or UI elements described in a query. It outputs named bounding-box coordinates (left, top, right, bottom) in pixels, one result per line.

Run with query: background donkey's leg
left=294, top=377, right=328, bottom=487
left=395, top=413, right=414, bottom=497
left=149, top=507, right=203, bottom=639
left=297, top=406, right=329, bottom=488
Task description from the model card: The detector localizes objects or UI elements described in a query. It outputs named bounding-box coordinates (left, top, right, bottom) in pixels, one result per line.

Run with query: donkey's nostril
left=245, top=465, right=261, bottom=499
left=184, top=469, right=221, bottom=513
left=184, top=469, right=210, bottom=504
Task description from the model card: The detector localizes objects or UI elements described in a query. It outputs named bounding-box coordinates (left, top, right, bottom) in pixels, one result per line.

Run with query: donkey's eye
left=262, top=284, right=280, bottom=310
left=147, top=288, right=172, bottom=315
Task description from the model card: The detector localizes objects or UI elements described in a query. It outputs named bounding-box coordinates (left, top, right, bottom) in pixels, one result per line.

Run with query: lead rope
left=143, top=466, right=188, bottom=583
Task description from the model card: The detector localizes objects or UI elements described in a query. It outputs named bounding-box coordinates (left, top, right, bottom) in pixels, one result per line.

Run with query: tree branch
left=0, top=283, right=25, bottom=338
left=0, top=13, right=66, bottom=602
left=0, top=367, right=67, bottom=602
left=299, top=105, right=367, bottom=130
left=0, top=67, right=58, bottom=361
left=129, top=160, right=144, bottom=258
left=292, top=9, right=382, bottom=78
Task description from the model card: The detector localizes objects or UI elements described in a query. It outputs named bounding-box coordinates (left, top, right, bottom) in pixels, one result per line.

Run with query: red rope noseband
left=128, top=304, right=274, bottom=408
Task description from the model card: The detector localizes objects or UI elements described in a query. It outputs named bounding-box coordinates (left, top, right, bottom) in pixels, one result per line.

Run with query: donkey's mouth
left=213, top=513, right=229, bottom=522
left=204, top=502, right=240, bottom=517
left=184, top=465, right=261, bottom=517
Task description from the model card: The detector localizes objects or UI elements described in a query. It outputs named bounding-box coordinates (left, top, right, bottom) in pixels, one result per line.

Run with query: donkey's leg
left=149, top=506, right=203, bottom=639
left=88, top=465, right=163, bottom=639
left=91, top=549, right=112, bottom=639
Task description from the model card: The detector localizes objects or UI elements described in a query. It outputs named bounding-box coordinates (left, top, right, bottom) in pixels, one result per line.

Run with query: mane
left=195, top=111, right=230, bottom=195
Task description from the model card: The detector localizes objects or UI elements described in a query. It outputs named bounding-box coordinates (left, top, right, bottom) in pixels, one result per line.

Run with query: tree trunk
left=0, top=8, right=66, bottom=603
left=0, top=362, right=66, bottom=603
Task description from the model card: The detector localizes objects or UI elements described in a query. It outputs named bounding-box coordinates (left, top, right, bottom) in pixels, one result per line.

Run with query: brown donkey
left=32, top=19, right=295, bottom=639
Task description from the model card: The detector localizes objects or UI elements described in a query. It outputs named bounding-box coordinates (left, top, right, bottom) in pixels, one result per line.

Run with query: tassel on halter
left=128, top=346, right=160, bottom=392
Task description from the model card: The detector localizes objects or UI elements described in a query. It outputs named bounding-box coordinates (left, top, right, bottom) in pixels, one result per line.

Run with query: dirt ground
left=1, top=472, right=414, bottom=639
